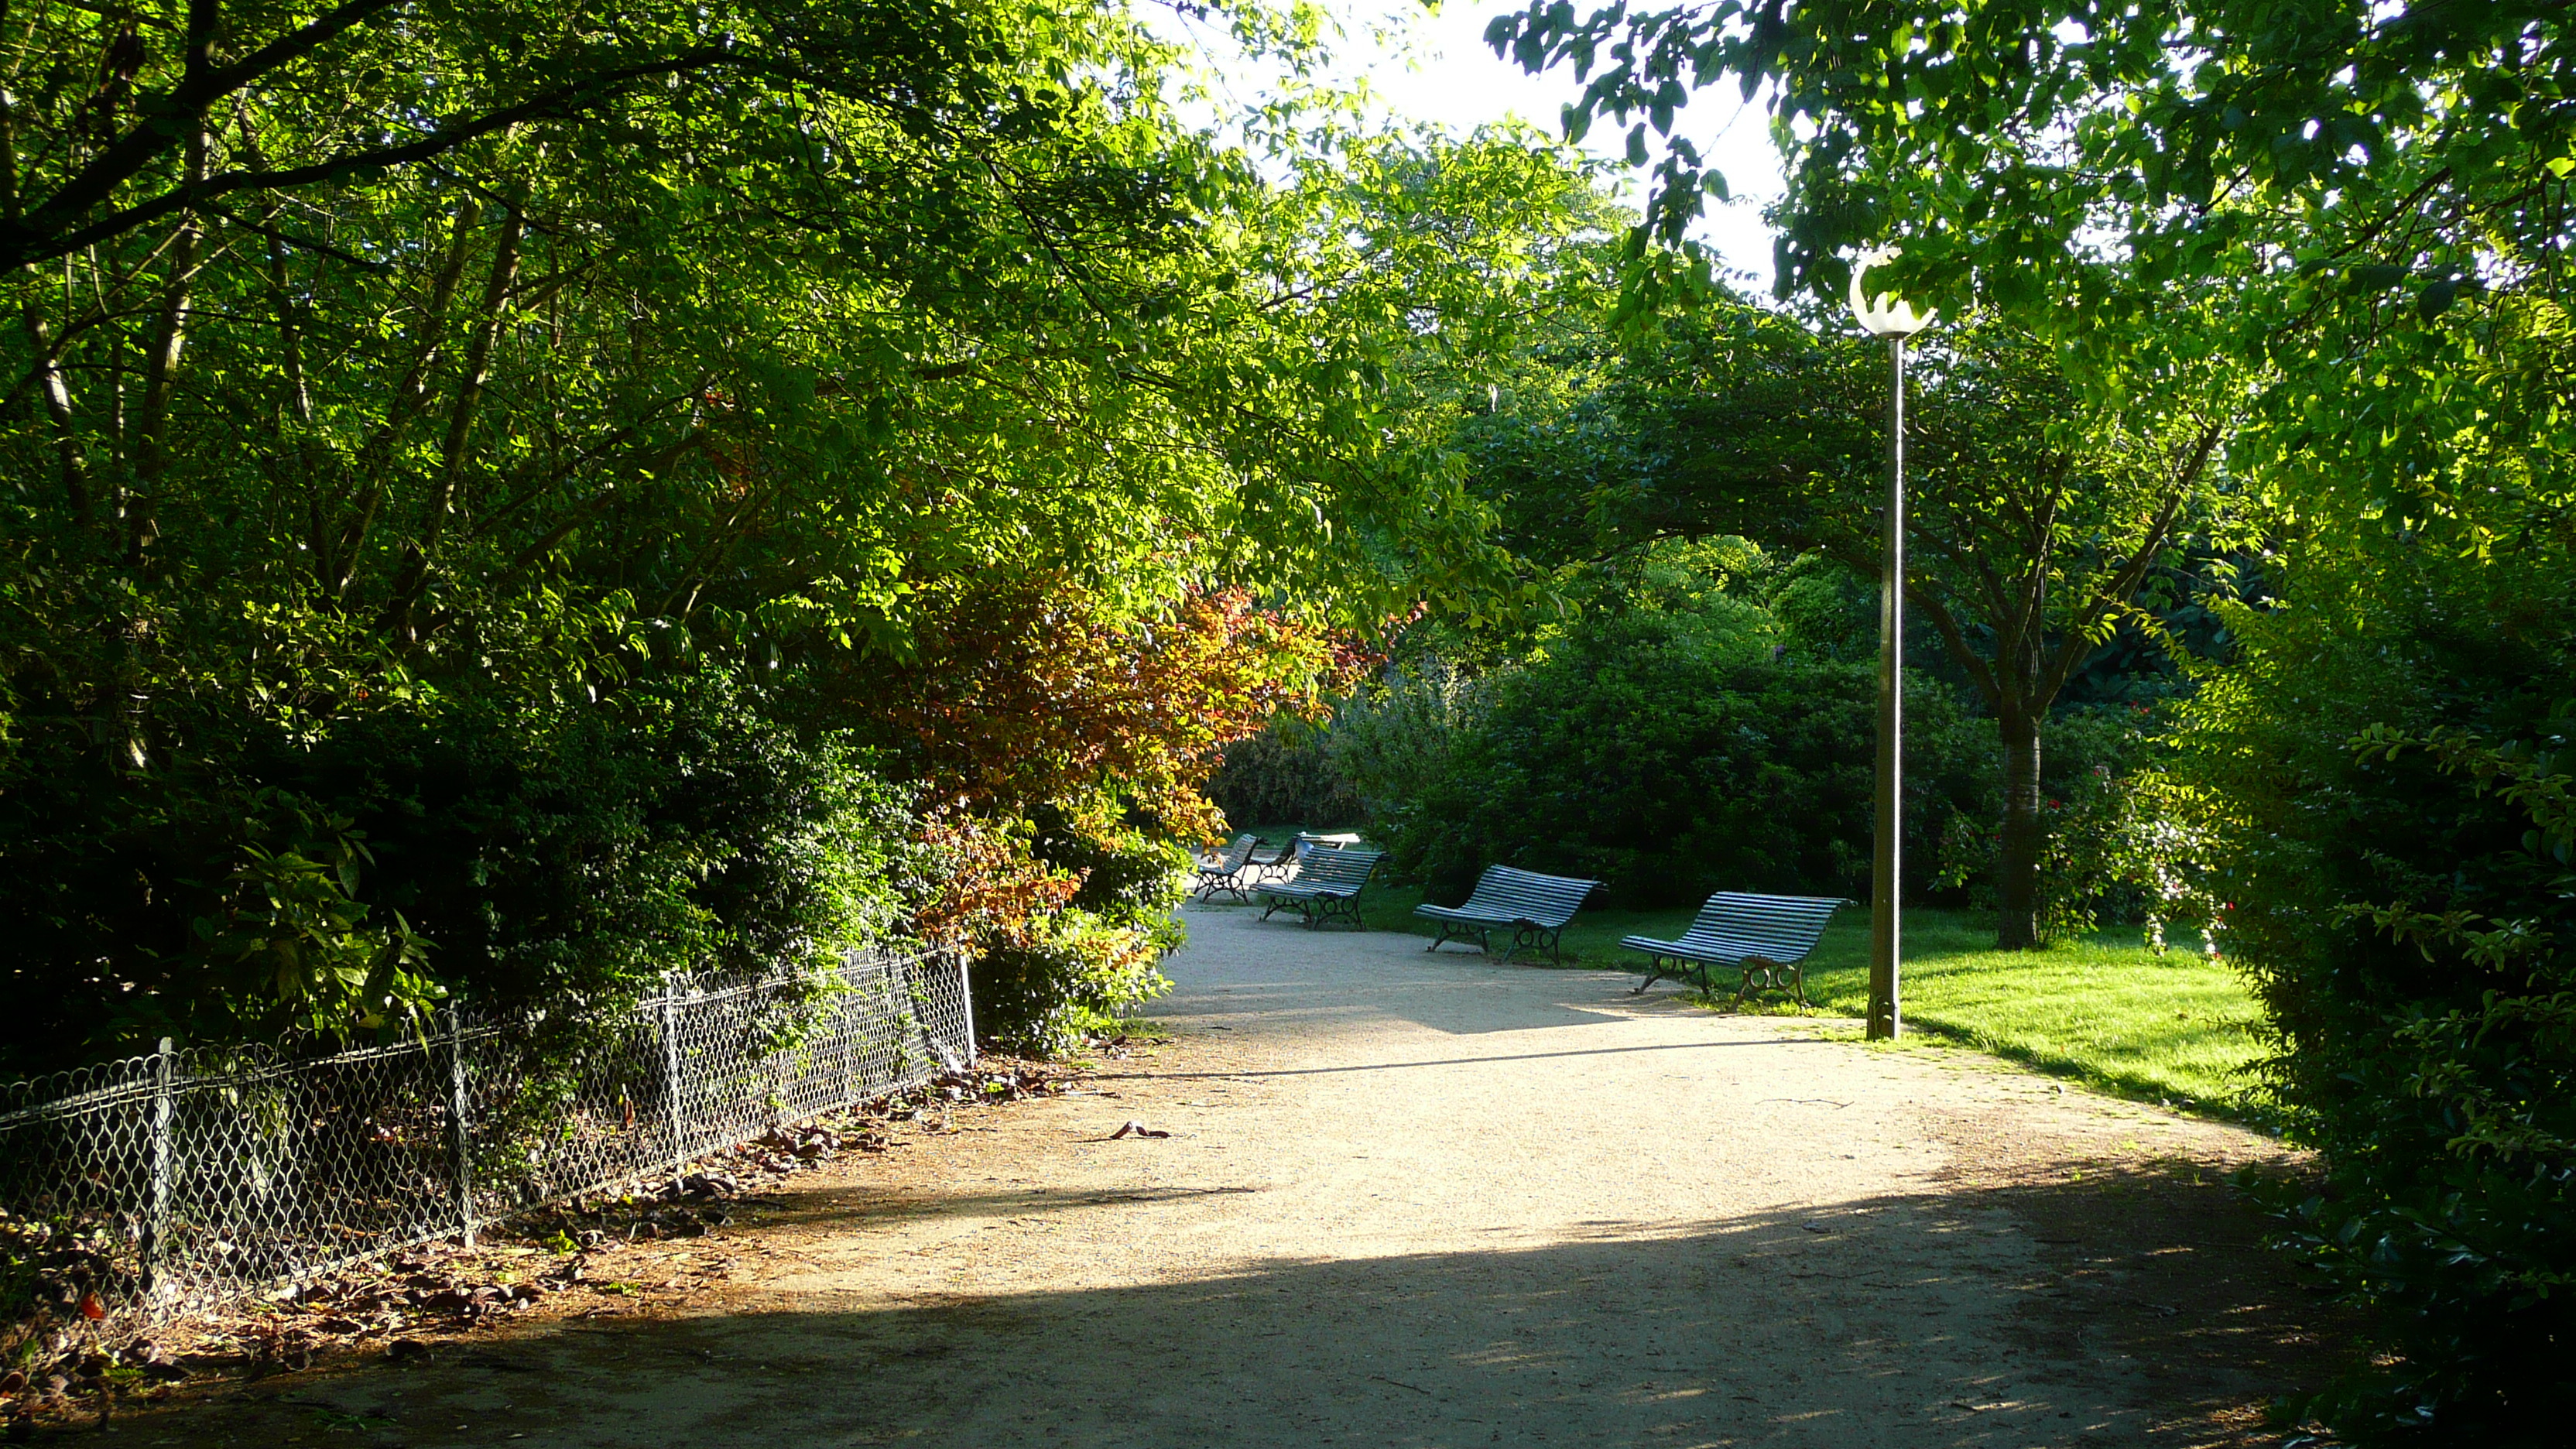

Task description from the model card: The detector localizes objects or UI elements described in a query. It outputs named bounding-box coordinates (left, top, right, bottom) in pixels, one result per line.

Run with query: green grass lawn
left=1204, top=826, right=2276, bottom=1123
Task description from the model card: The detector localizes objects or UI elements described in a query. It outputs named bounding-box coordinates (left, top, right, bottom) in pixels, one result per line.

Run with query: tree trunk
left=1995, top=705, right=2044, bottom=950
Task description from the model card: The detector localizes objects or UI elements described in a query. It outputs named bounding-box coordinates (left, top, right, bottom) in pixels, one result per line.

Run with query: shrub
left=1386, top=605, right=1992, bottom=908
left=1208, top=712, right=1363, bottom=828
left=0, top=669, right=920, bottom=1073
left=851, top=577, right=1328, bottom=1050
left=2170, top=544, right=2576, bottom=1440
left=1327, top=658, right=1491, bottom=827
left=986, top=805, right=1190, bottom=1053
left=1933, top=704, right=2176, bottom=941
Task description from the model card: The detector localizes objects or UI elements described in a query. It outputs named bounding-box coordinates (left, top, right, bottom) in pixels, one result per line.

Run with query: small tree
left=1589, top=314, right=2232, bottom=947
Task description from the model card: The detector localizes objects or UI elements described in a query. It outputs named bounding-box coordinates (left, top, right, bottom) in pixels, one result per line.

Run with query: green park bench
left=1622, top=892, right=1852, bottom=1006
left=1255, top=847, right=1386, bottom=931
left=1414, top=865, right=1601, bottom=966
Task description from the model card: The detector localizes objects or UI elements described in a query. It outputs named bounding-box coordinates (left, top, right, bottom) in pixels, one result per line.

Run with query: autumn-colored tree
left=839, top=575, right=1334, bottom=1046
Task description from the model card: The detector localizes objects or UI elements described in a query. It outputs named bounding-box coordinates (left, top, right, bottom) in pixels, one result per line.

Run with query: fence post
left=658, top=995, right=688, bottom=1169
left=142, top=1037, right=173, bottom=1303
left=955, top=949, right=976, bottom=1065
left=835, top=954, right=858, bottom=1109
left=444, top=1007, right=476, bottom=1249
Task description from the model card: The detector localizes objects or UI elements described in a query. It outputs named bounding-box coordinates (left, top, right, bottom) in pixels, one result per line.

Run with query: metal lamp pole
left=1848, top=250, right=1935, bottom=1042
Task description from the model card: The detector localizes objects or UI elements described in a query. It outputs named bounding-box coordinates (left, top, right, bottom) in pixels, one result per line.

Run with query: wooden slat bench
left=1415, top=865, right=1601, bottom=966
left=1255, top=847, right=1386, bottom=931
left=1622, top=892, right=1852, bottom=1005
left=1193, top=834, right=1262, bottom=903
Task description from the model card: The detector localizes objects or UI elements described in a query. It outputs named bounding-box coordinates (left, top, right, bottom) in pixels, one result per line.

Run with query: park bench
left=1250, top=831, right=1363, bottom=885
left=1414, top=865, right=1601, bottom=966
left=1255, top=846, right=1386, bottom=931
left=1622, top=892, right=1852, bottom=1006
left=1194, top=834, right=1263, bottom=903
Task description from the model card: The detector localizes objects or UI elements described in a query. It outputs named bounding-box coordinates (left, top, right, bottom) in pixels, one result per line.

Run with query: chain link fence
left=1, top=947, right=972, bottom=1341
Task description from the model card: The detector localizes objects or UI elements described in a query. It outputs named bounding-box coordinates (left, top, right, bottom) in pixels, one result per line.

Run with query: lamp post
left=1848, top=248, right=1936, bottom=1042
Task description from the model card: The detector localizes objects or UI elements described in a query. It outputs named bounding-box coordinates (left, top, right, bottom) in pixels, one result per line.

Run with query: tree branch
left=5, top=38, right=742, bottom=272
left=2034, top=419, right=2224, bottom=705
left=2, top=0, right=411, bottom=267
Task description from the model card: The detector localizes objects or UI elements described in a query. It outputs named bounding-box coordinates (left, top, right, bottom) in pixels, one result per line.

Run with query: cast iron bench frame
left=1255, top=847, right=1385, bottom=931
left=1414, top=865, right=1601, bottom=966
left=1193, top=834, right=1263, bottom=903
left=1622, top=892, right=1852, bottom=1006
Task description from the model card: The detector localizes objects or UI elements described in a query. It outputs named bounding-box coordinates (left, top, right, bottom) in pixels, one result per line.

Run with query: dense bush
left=2169, top=545, right=2575, bottom=1439
left=0, top=574, right=1324, bottom=1070
left=1934, top=704, right=2175, bottom=943
left=980, top=807, right=1195, bottom=1053
left=0, top=668, right=919, bottom=1073
left=1385, top=605, right=1994, bottom=908
left=1327, top=659, right=1492, bottom=826
left=1208, top=714, right=1363, bottom=829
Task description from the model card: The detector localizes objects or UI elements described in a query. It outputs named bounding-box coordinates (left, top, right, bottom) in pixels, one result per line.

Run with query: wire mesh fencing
left=0, top=947, right=972, bottom=1341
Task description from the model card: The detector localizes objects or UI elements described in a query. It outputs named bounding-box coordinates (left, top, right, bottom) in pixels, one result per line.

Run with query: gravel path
left=133, top=905, right=2337, bottom=1448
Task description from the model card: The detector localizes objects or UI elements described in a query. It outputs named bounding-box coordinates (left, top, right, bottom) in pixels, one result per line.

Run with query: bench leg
left=1633, top=955, right=1670, bottom=995
left=1499, top=923, right=1557, bottom=967
left=1729, top=957, right=1809, bottom=1011
left=1427, top=923, right=1488, bottom=954
left=1260, top=897, right=1289, bottom=921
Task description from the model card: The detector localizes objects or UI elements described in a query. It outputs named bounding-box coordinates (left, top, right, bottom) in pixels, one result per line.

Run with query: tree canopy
left=0, top=0, right=1627, bottom=1061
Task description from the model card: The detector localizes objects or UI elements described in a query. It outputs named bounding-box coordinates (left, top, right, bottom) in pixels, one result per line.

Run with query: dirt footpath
left=127, top=905, right=2345, bottom=1449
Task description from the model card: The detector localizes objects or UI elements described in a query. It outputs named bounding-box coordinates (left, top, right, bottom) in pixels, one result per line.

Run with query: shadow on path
left=125, top=1161, right=2339, bottom=1449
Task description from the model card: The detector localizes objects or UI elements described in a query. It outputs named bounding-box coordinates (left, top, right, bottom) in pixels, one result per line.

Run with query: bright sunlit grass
left=1203, top=829, right=2274, bottom=1122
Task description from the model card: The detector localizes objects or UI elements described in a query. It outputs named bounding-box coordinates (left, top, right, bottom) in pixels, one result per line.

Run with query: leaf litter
left=0, top=1058, right=1085, bottom=1437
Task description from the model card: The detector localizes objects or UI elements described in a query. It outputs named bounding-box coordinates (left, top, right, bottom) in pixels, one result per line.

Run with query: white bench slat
left=1416, top=866, right=1597, bottom=929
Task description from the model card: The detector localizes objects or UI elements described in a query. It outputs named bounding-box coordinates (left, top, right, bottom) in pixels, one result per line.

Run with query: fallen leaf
left=1108, top=1121, right=1170, bottom=1140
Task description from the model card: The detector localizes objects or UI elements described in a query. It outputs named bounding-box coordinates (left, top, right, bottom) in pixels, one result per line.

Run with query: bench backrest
left=1297, top=847, right=1384, bottom=890
left=1677, top=892, right=1850, bottom=964
left=1205, top=834, right=1259, bottom=869
left=1458, top=865, right=1599, bottom=927
left=1293, top=831, right=1364, bottom=862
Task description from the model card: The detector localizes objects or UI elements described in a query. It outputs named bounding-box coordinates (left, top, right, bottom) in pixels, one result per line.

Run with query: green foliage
left=1325, top=659, right=1492, bottom=828
left=1482, top=3, right=2576, bottom=1423
left=0, top=668, right=919, bottom=1072
left=1208, top=714, right=1362, bottom=831
left=971, top=807, right=1190, bottom=1056
left=2171, top=542, right=2576, bottom=1440
left=0, top=0, right=1631, bottom=1065
left=1385, top=595, right=1992, bottom=909
left=1934, top=706, right=2184, bottom=943
left=1765, top=553, right=1875, bottom=663
left=1467, top=306, right=2242, bottom=947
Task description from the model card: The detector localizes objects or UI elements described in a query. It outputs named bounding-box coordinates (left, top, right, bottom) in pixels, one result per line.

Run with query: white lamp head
left=1848, top=246, right=1937, bottom=337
